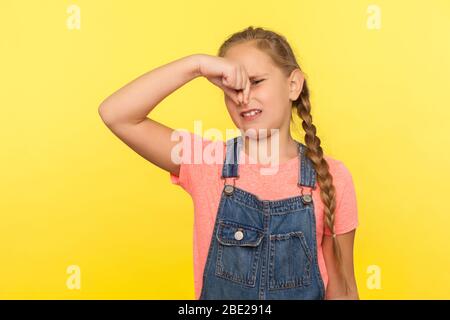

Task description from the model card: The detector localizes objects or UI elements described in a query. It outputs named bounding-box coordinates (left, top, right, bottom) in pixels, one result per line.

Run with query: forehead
left=223, top=42, right=275, bottom=76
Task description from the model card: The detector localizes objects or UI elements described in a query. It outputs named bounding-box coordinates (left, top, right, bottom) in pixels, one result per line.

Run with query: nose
left=239, top=89, right=252, bottom=106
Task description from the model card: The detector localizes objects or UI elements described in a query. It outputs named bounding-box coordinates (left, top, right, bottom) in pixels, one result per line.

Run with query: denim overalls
left=199, top=135, right=326, bottom=300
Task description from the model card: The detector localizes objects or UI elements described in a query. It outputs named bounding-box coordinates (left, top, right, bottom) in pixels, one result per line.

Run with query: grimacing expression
left=223, top=42, right=303, bottom=139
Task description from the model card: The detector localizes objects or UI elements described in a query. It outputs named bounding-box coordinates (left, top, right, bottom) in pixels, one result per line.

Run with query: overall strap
left=298, top=142, right=317, bottom=189
left=221, top=135, right=243, bottom=178
left=221, top=136, right=317, bottom=190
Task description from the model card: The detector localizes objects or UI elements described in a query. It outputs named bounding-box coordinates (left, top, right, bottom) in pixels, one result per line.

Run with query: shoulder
left=169, top=131, right=225, bottom=192
left=322, top=154, right=359, bottom=234
left=175, top=131, right=225, bottom=164
left=323, top=154, right=354, bottom=186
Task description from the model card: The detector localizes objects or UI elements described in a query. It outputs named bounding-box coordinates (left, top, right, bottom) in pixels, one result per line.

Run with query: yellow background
left=1, top=0, right=449, bottom=299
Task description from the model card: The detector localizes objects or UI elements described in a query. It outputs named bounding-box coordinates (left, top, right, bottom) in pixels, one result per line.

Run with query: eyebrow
left=248, top=73, right=269, bottom=79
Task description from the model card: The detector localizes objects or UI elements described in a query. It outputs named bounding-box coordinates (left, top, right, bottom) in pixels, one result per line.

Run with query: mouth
left=240, top=108, right=263, bottom=121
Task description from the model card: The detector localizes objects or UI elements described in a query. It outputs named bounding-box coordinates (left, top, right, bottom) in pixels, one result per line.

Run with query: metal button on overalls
left=224, top=185, right=234, bottom=196
left=301, top=194, right=312, bottom=204
left=199, top=136, right=325, bottom=300
left=234, top=230, right=244, bottom=241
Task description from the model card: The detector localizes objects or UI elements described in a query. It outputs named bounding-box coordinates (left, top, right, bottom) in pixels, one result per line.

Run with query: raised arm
left=98, top=54, right=202, bottom=176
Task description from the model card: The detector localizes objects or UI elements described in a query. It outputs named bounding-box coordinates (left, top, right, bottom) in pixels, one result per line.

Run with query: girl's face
left=223, top=42, right=303, bottom=139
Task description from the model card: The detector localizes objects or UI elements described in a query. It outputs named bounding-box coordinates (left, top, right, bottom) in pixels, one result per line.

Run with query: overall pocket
left=215, top=220, right=265, bottom=287
left=268, top=231, right=313, bottom=290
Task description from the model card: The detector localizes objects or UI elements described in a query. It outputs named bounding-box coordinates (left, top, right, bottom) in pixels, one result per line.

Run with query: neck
left=242, top=130, right=299, bottom=165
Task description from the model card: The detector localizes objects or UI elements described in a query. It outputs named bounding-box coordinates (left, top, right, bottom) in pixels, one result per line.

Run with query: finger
left=243, top=78, right=249, bottom=104
left=222, top=69, right=233, bottom=88
left=238, top=68, right=246, bottom=104
left=235, top=91, right=242, bottom=106
left=242, top=70, right=250, bottom=104
left=223, top=86, right=240, bottom=105
left=241, top=67, right=247, bottom=90
left=240, top=66, right=245, bottom=90
left=232, top=66, right=237, bottom=88
left=223, top=65, right=236, bottom=88
left=215, top=75, right=240, bottom=105
left=235, top=67, right=242, bottom=104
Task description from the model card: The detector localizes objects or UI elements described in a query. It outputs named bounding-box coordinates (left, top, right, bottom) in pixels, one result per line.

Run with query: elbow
left=98, top=103, right=117, bottom=127
left=98, top=103, right=147, bottom=127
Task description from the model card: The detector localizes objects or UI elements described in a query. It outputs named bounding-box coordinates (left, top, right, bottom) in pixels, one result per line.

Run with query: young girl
left=99, top=26, right=359, bottom=300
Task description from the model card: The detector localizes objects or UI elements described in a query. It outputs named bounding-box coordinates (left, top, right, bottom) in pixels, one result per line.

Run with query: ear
left=288, top=68, right=305, bottom=101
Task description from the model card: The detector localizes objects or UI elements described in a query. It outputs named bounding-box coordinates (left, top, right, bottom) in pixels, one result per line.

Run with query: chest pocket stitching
left=216, top=220, right=264, bottom=246
left=268, top=230, right=313, bottom=290
left=215, top=220, right=265, bottom=287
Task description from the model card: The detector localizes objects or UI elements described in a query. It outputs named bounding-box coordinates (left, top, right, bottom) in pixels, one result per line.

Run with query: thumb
left=222, top=87, right=240, bottom=105
left=222, top=76, right=229, bottom=86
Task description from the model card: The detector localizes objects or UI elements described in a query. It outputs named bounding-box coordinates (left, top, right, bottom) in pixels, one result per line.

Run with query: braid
left=297, top=84, right=339, bottom=254
left=218, top=25, right=351, bottom=294
left=296, top=81, right=349, bottom=293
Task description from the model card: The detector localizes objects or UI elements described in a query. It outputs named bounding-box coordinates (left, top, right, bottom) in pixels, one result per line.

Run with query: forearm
left=325, top=280, right=359, bottom=300
left=326, top=290, right=359, bottom=300
left=98, top=54, right=201, bottom=126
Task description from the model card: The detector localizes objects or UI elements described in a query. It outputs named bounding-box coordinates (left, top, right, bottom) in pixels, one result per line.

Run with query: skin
left=223, top=42, right=359, bottom=300
left=98, top=49, right=359, bottom=299
left=222, top=41, right=301, bottom=165
left=323, top=230, right=359, bottom=299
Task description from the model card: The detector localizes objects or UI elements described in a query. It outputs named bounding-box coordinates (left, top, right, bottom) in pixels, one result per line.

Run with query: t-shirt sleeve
left=324, top=160, right=359, bottom=235
left=169, top=130, right=216, bottom=194
left=169, top=157, right=190, bottom=190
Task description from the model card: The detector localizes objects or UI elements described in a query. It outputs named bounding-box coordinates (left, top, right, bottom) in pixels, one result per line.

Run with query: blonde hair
left=218, top=25, right=348, bottom=291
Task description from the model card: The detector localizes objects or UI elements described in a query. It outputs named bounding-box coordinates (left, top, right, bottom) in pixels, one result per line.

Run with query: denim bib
left=199, top=135, right=325, bottom=300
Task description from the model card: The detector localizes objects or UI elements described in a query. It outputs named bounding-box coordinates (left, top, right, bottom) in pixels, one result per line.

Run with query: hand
left=196, top=54, right=250, bottom=105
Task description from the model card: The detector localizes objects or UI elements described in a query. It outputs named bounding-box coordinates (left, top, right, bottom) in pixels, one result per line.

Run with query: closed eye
left=251, top=79, right=264, bottom=85
left=233, top=79, right=264, bottom=92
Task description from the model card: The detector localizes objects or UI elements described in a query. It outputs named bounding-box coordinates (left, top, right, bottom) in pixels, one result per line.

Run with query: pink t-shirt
left=169, top=131, right=358, bottom=299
